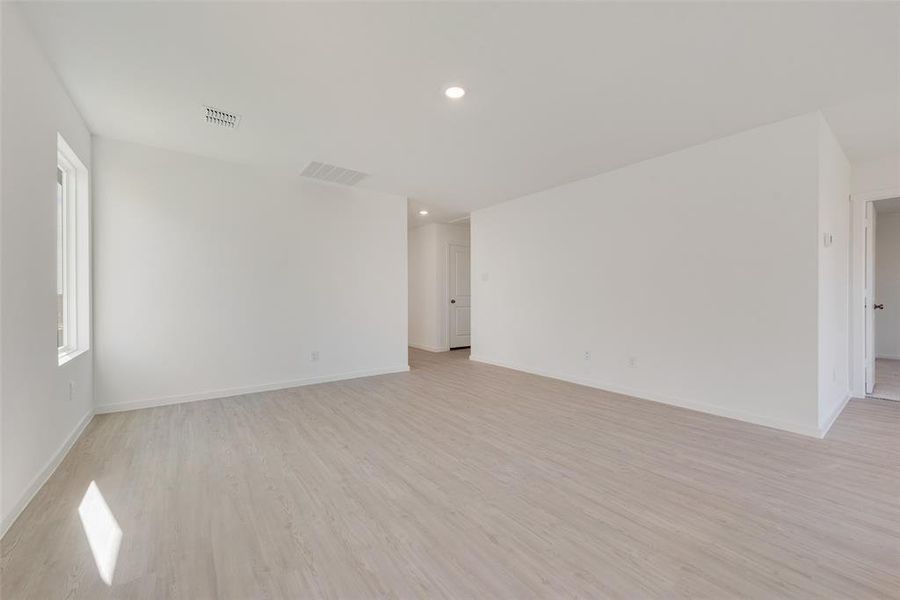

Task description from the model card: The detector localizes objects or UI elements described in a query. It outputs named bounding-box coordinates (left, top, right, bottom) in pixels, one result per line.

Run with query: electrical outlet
left=310, top=351, right=320, bottom=362
left=583, top=351, right=591, bottom=361
left=68, top=381, right=76, bottom=401
left=628, top=356, right=637, bottom=368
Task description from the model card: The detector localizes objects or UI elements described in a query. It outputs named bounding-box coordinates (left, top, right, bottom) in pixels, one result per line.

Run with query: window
left=57, top=133, right=90, bottom=365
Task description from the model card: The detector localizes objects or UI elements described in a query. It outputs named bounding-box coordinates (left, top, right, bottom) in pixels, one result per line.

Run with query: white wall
left=92, top=138, right=408, bottom=411
left=816, top=117, right=851, bottom=430
left=875, top=211, right=900, bottom=359
left=408, top=226, right=440, bottom=351
left=408, top=223, right=469, bottom=352
left=472, top=113, right=842, bottom=437
left=1, top=4, right=94, bottom=535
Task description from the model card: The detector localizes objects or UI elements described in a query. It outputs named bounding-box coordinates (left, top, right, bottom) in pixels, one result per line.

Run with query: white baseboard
left=818, top=394, right=852, bottom=438
left=469, top=355, right=823, bottom=438
left=876, top=353, right=900, bottom=361
left=1, top=410, right=94, bottom=539
left=95, top=365, right=411, bottom=414
left=409, top=343, right=447, bottom=353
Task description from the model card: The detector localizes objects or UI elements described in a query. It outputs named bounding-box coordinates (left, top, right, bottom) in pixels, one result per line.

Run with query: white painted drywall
left=408, top=223, right=469, bottom=352
left=408, top=226, right=440, bottom=351
left=92, top=138, right=408, bottom=411
left=875, top=212, right=900, bottom=359
left=18, top=2, right=900, bottom=214
left=816, top=116, right=851, bottom=430
left=1, top=4, right=95, bottom=535
left=472, top=113, right=835, bottom=436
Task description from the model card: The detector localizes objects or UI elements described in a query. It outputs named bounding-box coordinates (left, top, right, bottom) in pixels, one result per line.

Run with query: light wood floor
left=2, top=349, right=899, bottom=599
left=873, top=358, right=900, bottom=402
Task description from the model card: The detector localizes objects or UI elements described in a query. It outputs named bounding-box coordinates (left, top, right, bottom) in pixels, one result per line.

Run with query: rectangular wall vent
left=301, top=161, right=368, bottom=186
left=202, top=105, right=241, bottom=129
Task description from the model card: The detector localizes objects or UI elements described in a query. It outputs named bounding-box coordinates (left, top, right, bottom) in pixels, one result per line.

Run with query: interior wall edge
left=469, top=355, right=826, bottom=439
left=818, top=393, right=853, bottom=439
left=94, top=364, right=410, bottom=415
left=0, top=409, right=94, bottom=539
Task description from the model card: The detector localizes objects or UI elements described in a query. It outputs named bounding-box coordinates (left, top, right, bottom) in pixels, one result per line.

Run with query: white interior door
left=865, top=201, right=876, bottom=394
left=448, top=243, right=471, bottom=348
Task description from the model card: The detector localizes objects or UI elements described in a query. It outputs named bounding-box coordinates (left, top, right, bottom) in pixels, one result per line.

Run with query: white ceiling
left=822, top=89, right=900, bottom=164
left=18, top=2, right=900, bottom=221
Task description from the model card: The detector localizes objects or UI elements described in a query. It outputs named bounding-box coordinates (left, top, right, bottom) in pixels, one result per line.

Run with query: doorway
left=448, top=242, right=471, bottom=349
left=864, top=197, right=900, bottom=401
left=407, top=220, right=470, bottom=353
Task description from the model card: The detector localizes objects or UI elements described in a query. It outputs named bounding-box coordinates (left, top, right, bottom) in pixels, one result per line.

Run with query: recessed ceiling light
left=418, top=210, right=429, bottom=216
left=444, top=86, right=466, bottom=99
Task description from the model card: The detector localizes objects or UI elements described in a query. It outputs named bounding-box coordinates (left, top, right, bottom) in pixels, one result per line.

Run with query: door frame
left=444, top=241, right=471, bottom=350
left=850, top=186, right=900, bottom=396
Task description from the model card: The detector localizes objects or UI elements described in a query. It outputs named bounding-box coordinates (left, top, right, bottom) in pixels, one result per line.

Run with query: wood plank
left=2, top=348, right=899, bottom=599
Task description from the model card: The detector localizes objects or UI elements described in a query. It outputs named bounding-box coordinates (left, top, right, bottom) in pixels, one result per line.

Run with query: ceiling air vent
left=202, top=105, right=240, bottom=129
left=301, top=161, right=368, bottom=186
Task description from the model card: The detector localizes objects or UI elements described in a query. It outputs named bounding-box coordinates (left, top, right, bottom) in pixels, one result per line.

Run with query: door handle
left=874, top=304, right=884, bottom=310
left=450, top=299, right=456, bottom=304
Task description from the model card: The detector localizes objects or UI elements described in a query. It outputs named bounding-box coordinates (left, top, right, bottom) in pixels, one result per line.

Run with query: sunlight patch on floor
left=78, top=481, right=122, bottom=585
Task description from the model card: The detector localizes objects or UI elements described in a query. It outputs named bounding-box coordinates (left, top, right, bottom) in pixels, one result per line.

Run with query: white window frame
left=57, top=133, right=90, bottom=365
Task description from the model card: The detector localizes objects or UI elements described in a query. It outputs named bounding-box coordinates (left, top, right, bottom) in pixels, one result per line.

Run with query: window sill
left=58, top=347, right=88, bottom=366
